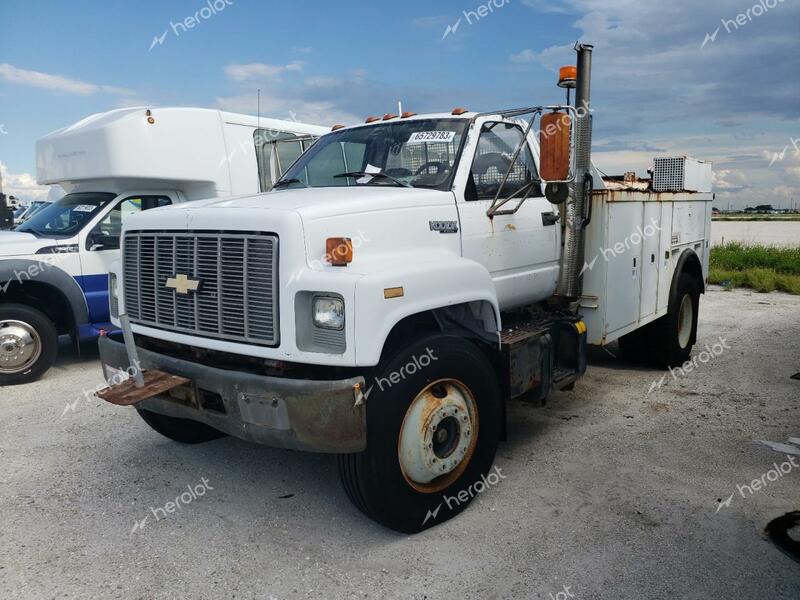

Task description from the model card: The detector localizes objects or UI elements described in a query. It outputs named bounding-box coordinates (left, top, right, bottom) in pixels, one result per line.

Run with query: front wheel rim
left=0, top=320, right=43, bottom=375
left=398, top=379, right=479, bottom=494
left=677, top=294, right=693, bottom=349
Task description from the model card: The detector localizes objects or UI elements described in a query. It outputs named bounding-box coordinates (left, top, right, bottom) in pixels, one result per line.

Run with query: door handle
left=542, top=212, right=559, bottom=226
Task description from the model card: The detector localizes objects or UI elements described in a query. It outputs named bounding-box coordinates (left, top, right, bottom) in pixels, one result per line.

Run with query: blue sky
left=1, top=0, right=798, bottom=208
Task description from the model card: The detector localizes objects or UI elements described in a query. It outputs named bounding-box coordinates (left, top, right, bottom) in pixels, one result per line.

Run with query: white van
left=0, top=106, right=328, bottom=384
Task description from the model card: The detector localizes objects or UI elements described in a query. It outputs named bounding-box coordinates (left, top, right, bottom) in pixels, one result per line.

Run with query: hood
left=159, top=186, right=454, bottom=219
left=0, top=231, right=62, bottom=257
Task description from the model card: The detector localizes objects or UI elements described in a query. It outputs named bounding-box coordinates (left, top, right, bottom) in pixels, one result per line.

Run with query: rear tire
left=338, top=335, right=502, bottom=533
left=137, top=409, right=227, bottom=444
left=648, top=271, right=700, bottom=368
left=0, top=303, right=58, bottom=386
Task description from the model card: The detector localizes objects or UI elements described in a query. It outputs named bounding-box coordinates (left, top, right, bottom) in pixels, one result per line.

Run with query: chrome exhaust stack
left=558, top=42, right=594, bottom=301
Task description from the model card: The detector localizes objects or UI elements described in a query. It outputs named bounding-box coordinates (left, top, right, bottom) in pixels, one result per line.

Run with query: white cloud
left=712, top=168, right=751, bottom=192
left=509, top=49, right=539, bottom=64
left=215, top=92, right=359, bottom=128
left=224, top=61, right=305, bottom=82
left=0, top=63, right=134, bottom=97
left=520, top=0, right=574, bottom=14
left=0, top=162, right=54, bottom=203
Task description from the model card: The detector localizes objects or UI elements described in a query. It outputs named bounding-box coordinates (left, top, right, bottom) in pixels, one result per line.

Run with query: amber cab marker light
left=365, top=116, right=381, bottom=123
left=326, top=237, right=353, bottom=266
left=383, top=113, right=398, bottom=120
left=451, top=107, right=469, bottom=115
left=331, top=124, right=345, bottom=131
left=401, top=111, right=417, bottom=118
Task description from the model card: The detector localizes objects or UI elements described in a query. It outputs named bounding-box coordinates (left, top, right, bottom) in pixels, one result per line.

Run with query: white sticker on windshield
left=407, top=131, right=456, bottom=144
left=357, top=163, right=382, bottom=184
left=73, top=205, right=97, bottom=213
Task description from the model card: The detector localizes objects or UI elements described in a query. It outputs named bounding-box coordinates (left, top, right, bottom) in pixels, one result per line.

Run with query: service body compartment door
left=657, top=203, right=674, bottom=312
left=639, top=202, right=662, bottom=320
left=604, top=202, right=643, bottom=333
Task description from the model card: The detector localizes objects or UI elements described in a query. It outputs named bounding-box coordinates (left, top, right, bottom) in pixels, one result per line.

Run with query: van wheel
left=0, top=304, right=58, bottom=386
left=137, top=409, right=227, bottom=444
left=648, top=271, right=700, bottom=368
left=338, top=335, right=502, bottom=533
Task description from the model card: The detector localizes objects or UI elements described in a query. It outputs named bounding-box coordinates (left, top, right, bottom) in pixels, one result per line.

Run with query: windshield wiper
left=273, top=178, right=309, bottom=189
left=333, top=171, right=411, bottom=188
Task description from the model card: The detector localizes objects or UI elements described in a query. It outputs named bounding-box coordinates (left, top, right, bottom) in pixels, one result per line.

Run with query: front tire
left=137, top=409, right=227, bottom=444
left=338, top=335, right=502, bottom=533
left=0, top=303, right=58, bottom=386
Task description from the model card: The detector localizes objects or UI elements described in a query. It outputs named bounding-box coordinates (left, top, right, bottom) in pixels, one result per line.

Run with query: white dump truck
left=0, top=107, right=326, bottom=385
left=98, top=44, right=713, bottom=533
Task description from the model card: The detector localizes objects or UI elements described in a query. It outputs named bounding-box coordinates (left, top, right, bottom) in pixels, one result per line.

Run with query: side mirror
left=539, top=112, right=571, bottom=182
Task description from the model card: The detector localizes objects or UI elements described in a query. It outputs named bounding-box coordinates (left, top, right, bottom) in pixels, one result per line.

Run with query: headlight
left=109, top=273, right=119, bottom=318
left=313, top=296, right=344, bottom=330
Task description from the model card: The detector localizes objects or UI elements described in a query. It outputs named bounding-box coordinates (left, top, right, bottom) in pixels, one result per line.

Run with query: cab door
left=77, top=192, right=175, bottom=324
left=455, top=119, right=560, bottom=309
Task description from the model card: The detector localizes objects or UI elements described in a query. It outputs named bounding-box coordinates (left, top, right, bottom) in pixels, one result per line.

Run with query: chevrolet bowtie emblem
left=165, top=273, right=200, bottom=295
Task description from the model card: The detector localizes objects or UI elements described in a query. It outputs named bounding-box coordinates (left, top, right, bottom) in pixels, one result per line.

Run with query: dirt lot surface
left=1, top=286, right=798, bottom=599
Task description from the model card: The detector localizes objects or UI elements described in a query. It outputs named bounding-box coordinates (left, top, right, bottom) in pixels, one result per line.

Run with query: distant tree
left=755, top=204, right=774, bottom=212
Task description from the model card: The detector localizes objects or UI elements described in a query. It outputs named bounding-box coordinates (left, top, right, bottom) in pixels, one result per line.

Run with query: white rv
left=0, top=107, right=327, bottom=385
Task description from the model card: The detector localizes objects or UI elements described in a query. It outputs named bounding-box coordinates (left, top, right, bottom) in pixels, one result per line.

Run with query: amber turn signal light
left=326, top=237, right=353, bottom=266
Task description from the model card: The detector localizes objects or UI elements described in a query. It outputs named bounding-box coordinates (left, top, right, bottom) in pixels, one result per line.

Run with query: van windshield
left=276, top=119, right=469, bottom=191
left=17, top=192, right=116, bottom=238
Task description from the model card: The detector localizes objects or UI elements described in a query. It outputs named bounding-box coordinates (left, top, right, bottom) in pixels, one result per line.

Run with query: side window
left=467, top=122, right=539, bottom=201
left=87, top=195, right=171, bottom=251
left=254, top=129, right=319, bottom=191
left=275, top=139, right=304, bottom=175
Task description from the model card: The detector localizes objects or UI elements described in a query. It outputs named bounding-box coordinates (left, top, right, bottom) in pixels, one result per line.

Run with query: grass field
left=709, top=243, right=800, bottom=294
left=712, top=215, right=800, bottom=222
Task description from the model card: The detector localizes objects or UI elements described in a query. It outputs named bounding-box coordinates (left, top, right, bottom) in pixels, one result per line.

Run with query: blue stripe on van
left=74, top=273, right=110, bottom=324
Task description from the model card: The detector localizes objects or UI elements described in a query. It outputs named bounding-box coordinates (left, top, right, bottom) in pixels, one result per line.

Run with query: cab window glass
left=467, top=122, right=540, bottom=201
left=87, top=195, right=171, bottom=251
left=254, top=129, right=318, bottom=191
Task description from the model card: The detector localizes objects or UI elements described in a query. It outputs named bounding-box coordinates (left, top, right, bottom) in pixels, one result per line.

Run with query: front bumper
left=98, top=335, right=366, bottom=453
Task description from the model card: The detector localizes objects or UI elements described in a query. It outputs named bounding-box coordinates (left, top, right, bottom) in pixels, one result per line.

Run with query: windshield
left=277, top=119, right=469, bottom=190
left=17, top=192, right=116, bottom=238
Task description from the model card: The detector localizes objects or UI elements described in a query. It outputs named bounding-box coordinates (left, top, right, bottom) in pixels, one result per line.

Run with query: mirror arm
left=492, top=110, right=541, bottom=207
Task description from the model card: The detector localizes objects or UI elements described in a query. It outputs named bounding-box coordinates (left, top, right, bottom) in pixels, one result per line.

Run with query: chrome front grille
left=123, top=231, right=279, bottom=346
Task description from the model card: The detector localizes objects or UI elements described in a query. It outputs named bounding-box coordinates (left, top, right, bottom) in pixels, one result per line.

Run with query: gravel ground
left=1, top=286, right=798, bottom=600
